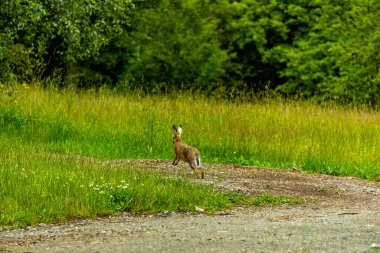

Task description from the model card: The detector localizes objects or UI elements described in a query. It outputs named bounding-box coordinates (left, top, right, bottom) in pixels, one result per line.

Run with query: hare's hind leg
left=196, top=166, right=204, bottom=179
left=190, top=164, right=203, bottom=179
left=200, top=167, right=205, bottom=179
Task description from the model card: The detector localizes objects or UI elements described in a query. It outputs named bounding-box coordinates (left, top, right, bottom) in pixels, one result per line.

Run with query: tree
left=275, top=0, right=380, bottom=103
left=121, top=0, right=229, bottom=92
left=0, top=0, right=134, bottom=84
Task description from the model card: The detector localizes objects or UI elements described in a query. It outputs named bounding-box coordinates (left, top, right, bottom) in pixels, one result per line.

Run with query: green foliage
left=122, top=0, right=294, bottom=92
left=0, top=0, right=134, bottom=84
left=217, top=0, right=290, bottom=88
left=275, top=0, right=380, bottom=103
left=122, top=0, right=229, bottom=91
left=1, top=0, right=380, bottom=103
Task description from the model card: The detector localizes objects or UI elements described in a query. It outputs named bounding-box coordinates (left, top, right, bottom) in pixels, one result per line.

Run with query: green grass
left=0, top=82, right=378, bottom=228
left=1, top=82, right=379, bottom=180
left=0, top=141, right=249, bottom=228
left=0, top=140, right=301, bottom=228
left=250, top=193, right=304, bottom=206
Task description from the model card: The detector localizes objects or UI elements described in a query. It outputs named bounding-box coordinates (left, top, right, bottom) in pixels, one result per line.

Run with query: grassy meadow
left=0, top=82, right=379, bottom=227
left=1, top=83, right=379, bottom=179
left=1, top=142, right=264, bottom=228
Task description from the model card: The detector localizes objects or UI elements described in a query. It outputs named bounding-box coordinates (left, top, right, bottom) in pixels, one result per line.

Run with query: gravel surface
left=1, top=158, right=380, bottom=253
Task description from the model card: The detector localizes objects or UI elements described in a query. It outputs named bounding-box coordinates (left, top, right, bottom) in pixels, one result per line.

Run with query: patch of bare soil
left=1, top=159, right=380, bottom=253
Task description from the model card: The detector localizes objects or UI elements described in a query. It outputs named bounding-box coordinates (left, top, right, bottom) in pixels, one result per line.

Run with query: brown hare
left=172, top=125, right=204, bottom=179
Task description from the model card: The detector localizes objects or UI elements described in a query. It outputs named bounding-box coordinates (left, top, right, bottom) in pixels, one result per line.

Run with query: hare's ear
left=177, top=125, right=183, bottom=136
left=172, top=125, right=178, bottom=135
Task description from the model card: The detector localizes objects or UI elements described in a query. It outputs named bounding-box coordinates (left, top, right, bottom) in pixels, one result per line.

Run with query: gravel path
left=1, top=159, right=380, bottom=252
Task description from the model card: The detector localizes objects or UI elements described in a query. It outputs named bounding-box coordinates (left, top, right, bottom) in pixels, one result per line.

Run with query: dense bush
left=0, top=0, right=134, bottom=84
left=1, top=0, right=379, bottom=103
left=275, top=0, right=380, bottom=104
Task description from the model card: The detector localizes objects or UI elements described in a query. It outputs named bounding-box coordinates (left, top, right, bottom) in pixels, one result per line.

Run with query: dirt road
left=1, top=159, right=380, bottom=252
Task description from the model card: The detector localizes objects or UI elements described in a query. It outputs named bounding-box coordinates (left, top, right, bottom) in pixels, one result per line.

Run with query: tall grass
left=1, top=82, right=379, bottom=180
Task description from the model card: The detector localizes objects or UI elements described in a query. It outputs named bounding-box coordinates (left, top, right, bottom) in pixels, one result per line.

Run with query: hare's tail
left=195, top=154, right=201, bottom=168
